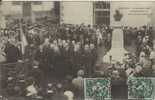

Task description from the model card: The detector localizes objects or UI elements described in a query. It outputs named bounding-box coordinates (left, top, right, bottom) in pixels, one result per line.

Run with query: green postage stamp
left=127, top=77, right=155, bottom=100
left=84, top=78, right=111, bottom=100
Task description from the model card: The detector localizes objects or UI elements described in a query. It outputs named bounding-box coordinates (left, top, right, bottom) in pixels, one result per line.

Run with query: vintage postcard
left=0, top=1, right=155, bottom=100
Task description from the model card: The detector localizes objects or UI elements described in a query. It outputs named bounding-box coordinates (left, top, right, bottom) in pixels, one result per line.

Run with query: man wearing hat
left=82, top=44, right=92, bottom=77
left=4, top=39, right=22, bottom=63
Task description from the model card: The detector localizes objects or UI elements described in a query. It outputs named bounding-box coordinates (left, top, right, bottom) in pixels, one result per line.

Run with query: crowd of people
left=24, top=23, right=108, bottom=78
left=0, top=18, right=155, bottom=100
left=124, top=25, right=155, bottom=76
left=0, top=19, right=113, bottom=100
left=101, top=25, right=155, bottom=81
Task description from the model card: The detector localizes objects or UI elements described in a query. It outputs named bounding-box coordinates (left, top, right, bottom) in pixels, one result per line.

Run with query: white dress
left=26, top=84, right=38, bottom=96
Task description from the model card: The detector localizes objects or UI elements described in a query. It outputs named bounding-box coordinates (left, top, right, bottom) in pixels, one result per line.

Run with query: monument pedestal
left=103, top=22, right=128, bottom=63
left=103, top=47, right=128, bottom=63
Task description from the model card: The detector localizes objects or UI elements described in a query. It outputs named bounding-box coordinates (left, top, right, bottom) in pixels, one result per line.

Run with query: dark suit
left=5, top=43, right=22, bottom=63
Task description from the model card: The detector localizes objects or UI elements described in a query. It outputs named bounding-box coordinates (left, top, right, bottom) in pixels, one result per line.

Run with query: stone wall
left=60, top=2, right=93, bottom=25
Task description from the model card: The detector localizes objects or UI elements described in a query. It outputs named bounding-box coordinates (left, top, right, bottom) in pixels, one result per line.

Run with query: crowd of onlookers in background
left=0, top=18, right=155, bottom=100
left=102, top=25, right=155, bottom=81
left=124, top=25, right=155, bottom=76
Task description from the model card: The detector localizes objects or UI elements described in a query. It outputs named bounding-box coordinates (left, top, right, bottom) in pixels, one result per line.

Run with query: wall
left=0, top=13, right=6, bottom=28
left=0, top=2, right=22, bottom=28
left=60, top=2, right=93, bottom=25
left=0, top=1, right=54, bottom=27
left=150, top=2, right=155, bottom=29
left=0, top=2, right=22, bottom=16
left=110, top=2, right=153, bottom=27
left=31, top=2, right=54, bottom=22
left=1, top=1, right=54, bottom=15
left=32, top=2, right=54, bottom=11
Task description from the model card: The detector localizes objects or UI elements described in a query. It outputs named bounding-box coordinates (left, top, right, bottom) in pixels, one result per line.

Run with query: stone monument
left=103, top=10, right=128, bottom=63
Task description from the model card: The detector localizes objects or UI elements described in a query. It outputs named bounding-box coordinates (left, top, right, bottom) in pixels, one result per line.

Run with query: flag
left=19, top=22, right=28, bottom=54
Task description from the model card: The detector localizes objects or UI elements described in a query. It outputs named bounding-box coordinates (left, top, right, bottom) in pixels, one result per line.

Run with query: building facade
left=0, top=1, right=54, bottom=28
left=60, top=1, right=155, bottom=27
left=1, top=1, right=155, bottom=28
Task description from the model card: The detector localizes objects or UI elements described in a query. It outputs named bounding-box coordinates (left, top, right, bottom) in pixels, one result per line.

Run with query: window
left=23, top=2, right=32, bottom=17
left=12, top=1, right=22, bottom=5
left=94, top=1, right=110, bottom=25
left=32, top=1, right=42, bottom=5
left=95, top=1, right=110, bottom=9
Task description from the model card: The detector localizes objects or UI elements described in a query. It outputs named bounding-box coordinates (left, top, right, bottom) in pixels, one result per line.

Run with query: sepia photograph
left=0, top=1, right=155, bottom=100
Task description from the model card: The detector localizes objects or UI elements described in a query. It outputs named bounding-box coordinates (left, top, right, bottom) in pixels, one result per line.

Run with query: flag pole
left=19, top=19, right=28, bottom=59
